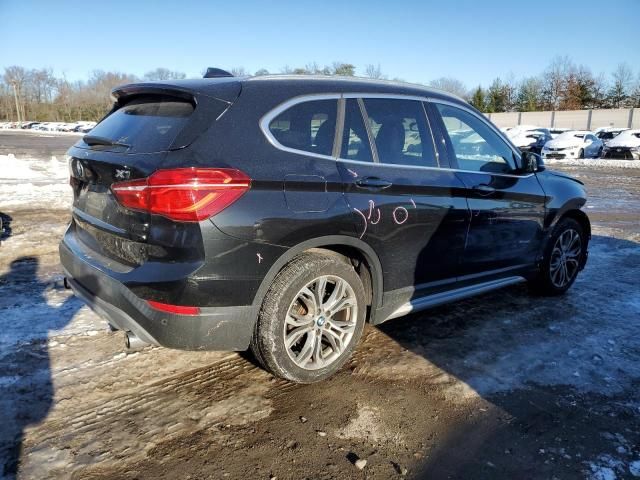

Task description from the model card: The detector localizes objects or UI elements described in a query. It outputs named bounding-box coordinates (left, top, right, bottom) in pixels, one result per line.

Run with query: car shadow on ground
left=0, top=256, right=82, bottom=479
left=375, top=234, right=640, bottom=479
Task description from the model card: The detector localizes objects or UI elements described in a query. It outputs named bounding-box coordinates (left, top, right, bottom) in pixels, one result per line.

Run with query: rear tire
left=529, top=218, right=586, bottom=296
left=578, top=148, right=584, bottom=159
left=251, top=252, right=366, bottom=383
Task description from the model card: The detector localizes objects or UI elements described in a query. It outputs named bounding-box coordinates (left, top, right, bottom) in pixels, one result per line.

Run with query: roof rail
left=203, top=68, right=234, bottom=79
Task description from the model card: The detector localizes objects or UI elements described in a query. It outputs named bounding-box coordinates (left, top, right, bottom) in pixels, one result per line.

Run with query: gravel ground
left=1, top=131, right=639, bottom=480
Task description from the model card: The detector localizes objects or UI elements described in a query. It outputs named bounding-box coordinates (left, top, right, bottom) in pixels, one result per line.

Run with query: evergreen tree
left=469, top=86, right=485, bottom=111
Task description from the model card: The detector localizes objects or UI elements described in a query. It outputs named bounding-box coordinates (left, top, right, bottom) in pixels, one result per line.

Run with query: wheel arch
left=251, top=236, right=384, bottom=322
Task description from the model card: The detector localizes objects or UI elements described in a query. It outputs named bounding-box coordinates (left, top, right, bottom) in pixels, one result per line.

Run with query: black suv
left=60, top=75, right=590, bottom=383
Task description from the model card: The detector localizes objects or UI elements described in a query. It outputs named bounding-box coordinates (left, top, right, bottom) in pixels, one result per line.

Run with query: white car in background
left=595, top=127, right=629, bottom=146
left=602, top=129, right=640, bottom=160
left=541, top=130, right=604, bottom=160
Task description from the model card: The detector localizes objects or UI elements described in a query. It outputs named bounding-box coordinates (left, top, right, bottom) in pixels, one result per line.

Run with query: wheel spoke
left=298, top=287, right=318, bottom=316
left=296, top=330, right=316, bottom=365
left=312, top=331, right=324, bottom=365
left=314, top=277, right=328, bottom=309
left=326, top=297, right=355, bottom=318
left=322, top=279, right=346, bottom=313
left=286, top=311, right=314, bottom=327
left=323, top=328, right=345, bottom=354
left=285, top=325, right=313, bottom=348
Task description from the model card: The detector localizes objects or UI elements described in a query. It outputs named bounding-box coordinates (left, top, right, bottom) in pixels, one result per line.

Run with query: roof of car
left=114, top=75, right=469, bottom=106
left=246, top=74, right=464, bottom=98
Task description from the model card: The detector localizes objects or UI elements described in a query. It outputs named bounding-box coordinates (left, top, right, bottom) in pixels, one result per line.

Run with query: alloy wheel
left=549, top=229, right=582, bottom=288
left=283, top=275, right=358, bottom=370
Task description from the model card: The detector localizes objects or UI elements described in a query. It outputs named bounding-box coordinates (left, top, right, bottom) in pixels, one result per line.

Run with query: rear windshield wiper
left=83, top=135, right=131, bottom=148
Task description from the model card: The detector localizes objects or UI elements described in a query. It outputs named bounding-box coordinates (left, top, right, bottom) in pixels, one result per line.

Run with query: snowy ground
left=1, top=131, right=639, bottom=479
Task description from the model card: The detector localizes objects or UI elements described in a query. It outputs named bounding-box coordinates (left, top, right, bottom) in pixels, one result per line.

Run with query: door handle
left=472, top=184, right=496, bottom=196
left=355, top=177, right=393, bottom=191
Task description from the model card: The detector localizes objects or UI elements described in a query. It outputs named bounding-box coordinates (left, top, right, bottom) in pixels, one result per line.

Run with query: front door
left=429, top=102, right=547, bottom=278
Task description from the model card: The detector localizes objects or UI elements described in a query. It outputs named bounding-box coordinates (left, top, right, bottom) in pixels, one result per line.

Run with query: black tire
left=251, top=251, right=366, bottom=383
left=529, top=218, right=586, bottom=296
left=597, top=147, right=603, bottom=158
left=578, top=148, right=584, bottom=159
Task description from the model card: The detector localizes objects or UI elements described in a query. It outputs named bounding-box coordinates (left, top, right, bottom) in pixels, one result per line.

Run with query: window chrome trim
left=259, top=93, right=342, bottom=162
left=259, top=92, right=534, bottom=178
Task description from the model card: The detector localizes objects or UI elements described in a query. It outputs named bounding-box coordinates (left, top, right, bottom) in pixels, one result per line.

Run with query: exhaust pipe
left=125, top=331, right=149, bottom=351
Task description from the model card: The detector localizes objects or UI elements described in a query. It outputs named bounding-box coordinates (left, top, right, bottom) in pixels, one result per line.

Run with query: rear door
left=336, top=96, right=469, bottom=298
left=428, top=101, right=547, bottom=278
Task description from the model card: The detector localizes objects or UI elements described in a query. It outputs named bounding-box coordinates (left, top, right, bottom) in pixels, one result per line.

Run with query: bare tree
left=230, top=67, right=247, bottom=77
left=143, top=68, right=186, bottom=81
left=541, top=55, right=573, bottom=110
left=364, top=64, right=386, bottom=79
left=3, top=66, right=29, bottom=121
left=429, top=77, right=468, bottom=99
left=608, top=63, right=634, bottom=108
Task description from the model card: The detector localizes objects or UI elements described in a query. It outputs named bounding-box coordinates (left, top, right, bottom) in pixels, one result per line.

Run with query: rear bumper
left=60, top=233, right=258, bottom=351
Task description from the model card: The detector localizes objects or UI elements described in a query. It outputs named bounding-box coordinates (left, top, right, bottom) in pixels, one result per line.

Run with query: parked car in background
left=509, top=128, right=553, bottom=154
left=60, top=75, right=591, bottom=383
left=595, top=127, right=629, bottom=145
left=549, top=128, right=569, bottom=138
left=541, top=130, right=603, bottom=160
left=602, top=129, right=640, bottom=159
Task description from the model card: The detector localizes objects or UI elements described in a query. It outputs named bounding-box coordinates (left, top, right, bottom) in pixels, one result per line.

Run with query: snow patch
left=545, top=158, right=640, bottom=168
left=0, top=154, right=72, bottom=210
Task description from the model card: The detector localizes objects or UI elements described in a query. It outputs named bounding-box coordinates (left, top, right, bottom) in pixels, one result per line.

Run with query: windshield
left=554, top=132, right=585, bottom=142
left=82, top=95, right=195, bottom=154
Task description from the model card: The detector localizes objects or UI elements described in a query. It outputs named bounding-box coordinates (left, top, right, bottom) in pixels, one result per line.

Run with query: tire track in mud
left=19, top=352, right=300, bottom=478
left=20, top=326, right=412, bottom=478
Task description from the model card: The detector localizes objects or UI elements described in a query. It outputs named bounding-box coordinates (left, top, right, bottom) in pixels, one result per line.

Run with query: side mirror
left=521, top=151, right=544, bottom=173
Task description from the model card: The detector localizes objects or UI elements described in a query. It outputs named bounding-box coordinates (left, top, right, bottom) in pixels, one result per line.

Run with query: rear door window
left=362, top=98, right=437, bottom=167
left=268, top=99, right=337, bottom=156
left=83, top=95, right=195, bottom=154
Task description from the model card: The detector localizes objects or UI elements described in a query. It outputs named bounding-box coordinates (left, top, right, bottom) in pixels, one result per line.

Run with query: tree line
left=2, top=57, right=639, bottom=122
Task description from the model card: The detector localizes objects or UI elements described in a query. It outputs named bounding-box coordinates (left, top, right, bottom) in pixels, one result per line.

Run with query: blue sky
left=1, top=0, right=638, bottom=87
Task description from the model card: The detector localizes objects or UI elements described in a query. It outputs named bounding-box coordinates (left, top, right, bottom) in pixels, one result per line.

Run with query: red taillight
left=147, top=300, right=200, bottom=316
left=111, top=168, right=251, bottom=222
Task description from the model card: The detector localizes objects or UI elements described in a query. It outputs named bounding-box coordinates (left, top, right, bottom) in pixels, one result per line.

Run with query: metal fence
left=486, top=108, right=639, bottom=130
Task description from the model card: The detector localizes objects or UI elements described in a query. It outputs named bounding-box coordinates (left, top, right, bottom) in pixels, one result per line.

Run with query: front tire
left=251, top=252, right=366, bottom=383
left=578, top=148, right=584, bottom=159
left=530, top=218, right=586, bottom=296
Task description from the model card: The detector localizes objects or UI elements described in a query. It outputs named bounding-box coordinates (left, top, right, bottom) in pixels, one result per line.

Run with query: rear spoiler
left=112, top=78, right=241, bottom=105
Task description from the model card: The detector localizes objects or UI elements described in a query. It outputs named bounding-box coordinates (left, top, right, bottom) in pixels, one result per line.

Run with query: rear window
left=268, top=99, right=337, bottom=156
left=84, top=95, right=194, bottom=153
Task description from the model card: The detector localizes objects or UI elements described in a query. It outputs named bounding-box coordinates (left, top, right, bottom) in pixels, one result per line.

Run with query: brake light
left=111, top=168, right=251, bottom=222
left=147, top=300, right=200, bottom=316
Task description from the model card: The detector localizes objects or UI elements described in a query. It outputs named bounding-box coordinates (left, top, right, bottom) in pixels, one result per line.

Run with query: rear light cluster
left=111, top=168, right=251, bottom=222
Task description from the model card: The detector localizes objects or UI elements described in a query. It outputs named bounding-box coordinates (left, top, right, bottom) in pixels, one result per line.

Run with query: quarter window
left=340, top=99, right=373, bottom=162
left=362, top=98, right=437, bottom=167
left=268, top=99, right=337, bottom=156
left=435, top=103, right=517, bottom=173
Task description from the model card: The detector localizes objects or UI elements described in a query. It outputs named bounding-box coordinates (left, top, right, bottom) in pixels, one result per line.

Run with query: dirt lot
left=1, top=131, right=639, bottom=480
